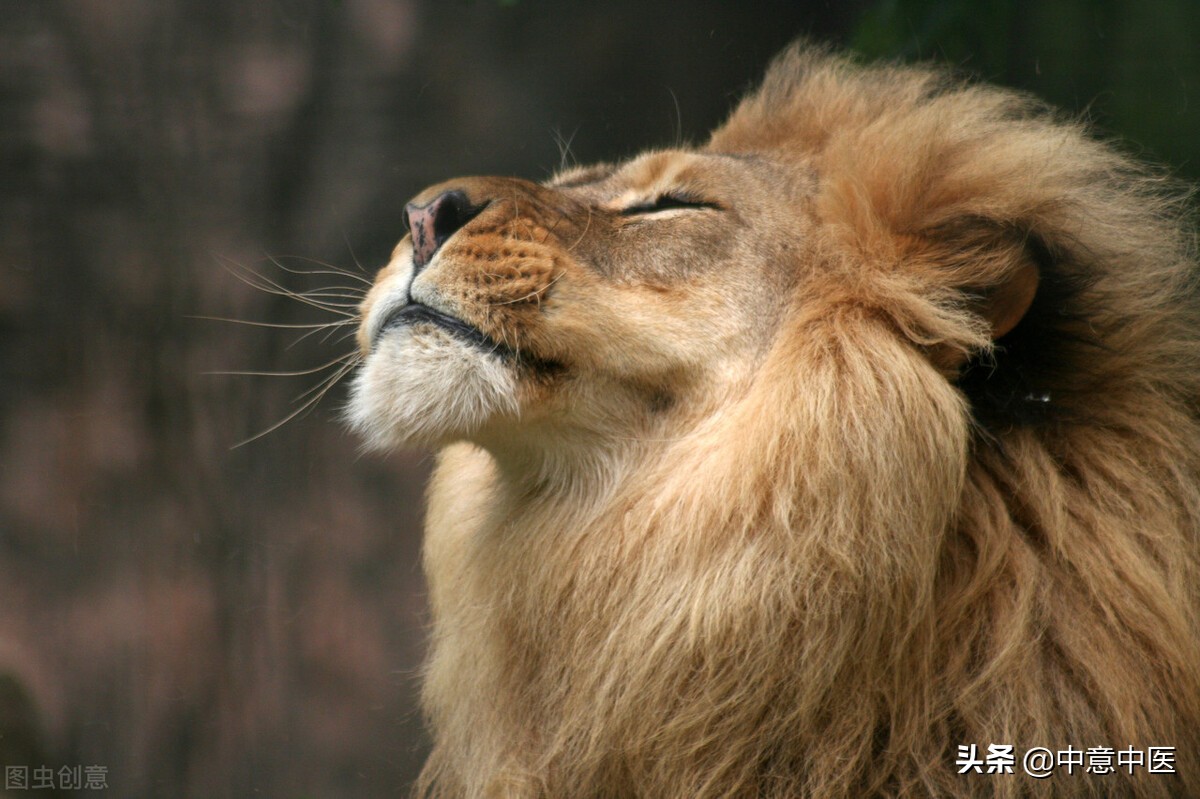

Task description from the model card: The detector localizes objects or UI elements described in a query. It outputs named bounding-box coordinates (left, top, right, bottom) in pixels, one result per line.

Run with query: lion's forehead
left=549, top=149, right=793, bottom=209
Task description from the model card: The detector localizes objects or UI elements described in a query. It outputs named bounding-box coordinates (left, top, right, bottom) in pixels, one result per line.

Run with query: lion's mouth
left=381, top=302, right=514, bottom=357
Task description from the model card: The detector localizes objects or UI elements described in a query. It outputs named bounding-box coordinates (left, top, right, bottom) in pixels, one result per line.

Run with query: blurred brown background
left=2, top=1, right=1198, bottom=796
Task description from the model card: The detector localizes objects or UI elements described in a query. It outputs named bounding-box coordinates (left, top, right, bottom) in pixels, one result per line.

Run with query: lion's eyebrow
left=549, top=164, right=615, bottom=189
left=705, top=151, right=765, bottom=163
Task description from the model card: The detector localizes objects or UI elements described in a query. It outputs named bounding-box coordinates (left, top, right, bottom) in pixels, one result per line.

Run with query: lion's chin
left=346, top=327, right=519, bottom=451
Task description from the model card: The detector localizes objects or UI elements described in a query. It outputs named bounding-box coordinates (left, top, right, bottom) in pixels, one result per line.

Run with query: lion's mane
left=403, top=47, right=1200, bottom=797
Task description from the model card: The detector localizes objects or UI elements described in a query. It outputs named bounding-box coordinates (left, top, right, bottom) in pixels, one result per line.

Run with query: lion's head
left=348, top=45, right=1200, bottom=798
left=349, top=150, right=808, bottom=459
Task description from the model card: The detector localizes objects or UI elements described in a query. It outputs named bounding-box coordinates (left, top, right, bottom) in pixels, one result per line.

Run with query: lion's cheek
left=529, top=284, right=734, bottom=379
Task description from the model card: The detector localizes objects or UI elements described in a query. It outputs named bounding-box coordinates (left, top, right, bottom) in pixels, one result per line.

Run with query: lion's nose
left=404, top=190, right=484, bottom=272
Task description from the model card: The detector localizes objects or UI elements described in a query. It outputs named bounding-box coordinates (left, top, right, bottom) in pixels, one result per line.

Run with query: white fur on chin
left=346, top=326, right=518, bottom=450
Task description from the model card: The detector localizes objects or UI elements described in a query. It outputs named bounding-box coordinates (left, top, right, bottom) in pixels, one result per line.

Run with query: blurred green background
left=1, top=1, right=1197, bottom=796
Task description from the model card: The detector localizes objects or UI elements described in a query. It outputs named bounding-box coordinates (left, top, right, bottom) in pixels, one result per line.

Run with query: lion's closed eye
left=618, top=192, right=723, bottom=215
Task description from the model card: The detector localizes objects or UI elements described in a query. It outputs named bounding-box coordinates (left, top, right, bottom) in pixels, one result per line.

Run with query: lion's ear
left=980, top=252, right=1039, bottom=341
left=904, top=218, right=1042, bottom=369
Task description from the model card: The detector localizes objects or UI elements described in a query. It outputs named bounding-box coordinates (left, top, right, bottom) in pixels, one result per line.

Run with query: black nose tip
left=404, top=190, right=485, bottom=271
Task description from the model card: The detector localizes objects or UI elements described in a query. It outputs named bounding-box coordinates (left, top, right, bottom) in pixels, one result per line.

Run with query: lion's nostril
left=405, top=190, right=485, bottom=272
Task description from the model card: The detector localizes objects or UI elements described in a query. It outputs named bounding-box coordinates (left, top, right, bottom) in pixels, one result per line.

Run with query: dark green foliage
left=852, top=0, right=1200, bottom=179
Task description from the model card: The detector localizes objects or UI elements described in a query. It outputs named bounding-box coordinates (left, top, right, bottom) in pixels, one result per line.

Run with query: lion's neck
left=468, top=380, right=730, bottom=511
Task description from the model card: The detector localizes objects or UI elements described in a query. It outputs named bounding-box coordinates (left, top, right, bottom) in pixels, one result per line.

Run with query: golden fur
left=348, top=44, right=1200, bottom=797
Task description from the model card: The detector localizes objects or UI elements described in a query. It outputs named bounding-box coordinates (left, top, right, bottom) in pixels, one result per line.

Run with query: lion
left=346, top=44, right=1200, bottom=798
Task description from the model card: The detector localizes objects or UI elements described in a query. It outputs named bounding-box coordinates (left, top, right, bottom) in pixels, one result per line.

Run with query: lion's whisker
left=339, top=227, right=372, bottom=276
left=290, top=356, right=360, bottom=406
left=230, top=354, right=359, bottom=449
left=295, top=291, right=365, bottom=302
left=205, top=351, right=356, bottom=378
left=266, top=253, right=375, bottom=285
left=488, top=271, right=564, bottom=307
left=566, top=208, right=592, bottom=252
left=186, top=314, right=356, bottom=330
left=286, top=320, right=362, bottom=350
left=218, top=256, right=360, bottom=319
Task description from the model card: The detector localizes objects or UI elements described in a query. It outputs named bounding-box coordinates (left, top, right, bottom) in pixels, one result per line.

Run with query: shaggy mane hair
left=403, top=46, right=1200, bottom=798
